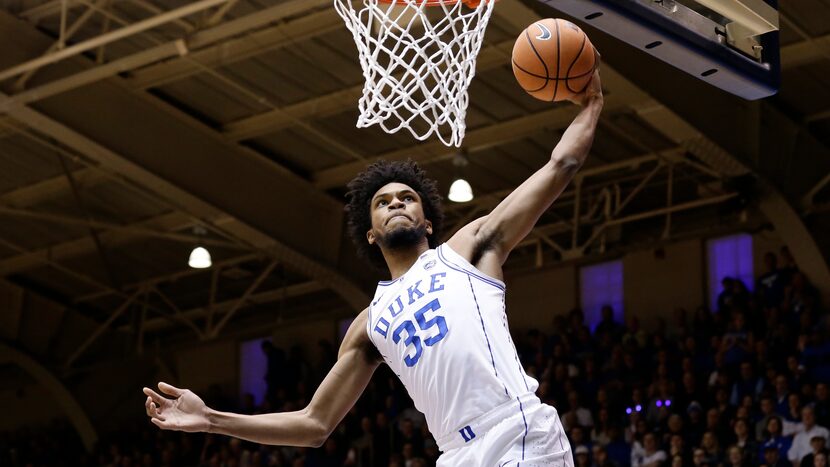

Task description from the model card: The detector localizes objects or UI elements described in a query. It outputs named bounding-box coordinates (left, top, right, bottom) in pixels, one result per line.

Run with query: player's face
left=367, top=182, right=432, bottom=250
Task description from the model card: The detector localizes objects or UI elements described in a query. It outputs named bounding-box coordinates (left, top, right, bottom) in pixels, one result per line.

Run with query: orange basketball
left=512, top=18, right=597, bottom=102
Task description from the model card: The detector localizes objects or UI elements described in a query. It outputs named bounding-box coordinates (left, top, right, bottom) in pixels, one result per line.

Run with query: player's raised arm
left=449, top=71, right=603, bottom=266
left=143, top=309, right=380, bottom=448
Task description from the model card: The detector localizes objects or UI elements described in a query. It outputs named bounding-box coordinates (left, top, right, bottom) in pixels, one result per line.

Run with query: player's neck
left=382, top=242, right=430, bottom=280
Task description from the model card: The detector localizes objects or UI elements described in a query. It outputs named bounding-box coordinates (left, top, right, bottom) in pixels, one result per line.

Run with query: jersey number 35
left=392, top=299, right=448, bottom=367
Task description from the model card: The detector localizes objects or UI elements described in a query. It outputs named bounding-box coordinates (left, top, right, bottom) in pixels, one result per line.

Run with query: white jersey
left=366, top=243, right=539, bottom=446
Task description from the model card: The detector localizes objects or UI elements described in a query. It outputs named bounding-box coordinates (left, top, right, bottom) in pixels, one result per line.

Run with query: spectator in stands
left=667, top=433, right=689, bottom=465
left=590, top=407, right=613, bottom=446
left=595, top=305, right=624, bottom=339
left=789, top=406, right=830, bottom=464
left=565, top=390, right=595, bottom=430
left=788, top=393, right=804, bottom=423
left=759, top=397, right=779, bottom=440
left=732, top=417, right=757, bottom=464
left=575, top=445, right=591, bottom=467
left=816, top=383, right=830, bottom=428
left=570, top=425, right=591, bottom=453
left=758, top=251, right=786, bottom=308
left=799, top=436, right=828, bottom=467
left=719, top=277, right=737, bottom=313
left=763, top=445, right=793, bottom=467
left=662, top=414, right=684, bottom=447
left=692, top=447, right=708, bottom=466
left=630, top=432, right=666, bottom=467
left=731, top=362, right=764, bottom=405
left=8, top=242, right=830, bottom=467
left=686, top=401, right=706, bottom=448
left=779, top=246, right=799, bottom=282
left=591, top=444, right=617, bottom=467
left=726, top=445, right=749, bottom=467
left=723, top=312, right=754, bottom=366
left=761, top=416, right=794, bottom=462
left=705, top=407, right=731, bottom=443
left=623, top=316, right=647, bottom=349
left=700, top=431, right=723, bottom=465
left=776, top=374, right=793, bottom=416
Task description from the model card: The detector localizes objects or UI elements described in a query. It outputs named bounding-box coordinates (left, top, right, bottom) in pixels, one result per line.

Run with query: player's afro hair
left=345, top=160, right=444, bottom=269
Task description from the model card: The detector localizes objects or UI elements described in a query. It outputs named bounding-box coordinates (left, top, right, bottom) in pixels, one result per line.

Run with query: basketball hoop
left=334, top=0, right=496, bottom=147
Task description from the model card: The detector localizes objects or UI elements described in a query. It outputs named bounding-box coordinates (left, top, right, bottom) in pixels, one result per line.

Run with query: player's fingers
left=150, top=417, right=171, bottom=430
left=145, top=398, right=162, bottom=418
left=158, top=382, right=184, bottom=398
left=143, top=387, right=170, bottom=407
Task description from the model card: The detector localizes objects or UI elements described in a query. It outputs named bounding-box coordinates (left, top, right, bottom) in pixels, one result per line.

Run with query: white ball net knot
left=334, top=0, right=496, bottom=147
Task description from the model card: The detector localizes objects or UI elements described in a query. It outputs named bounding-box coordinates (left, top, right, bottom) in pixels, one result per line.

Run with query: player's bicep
left=306, top=309, right=380, bottom=438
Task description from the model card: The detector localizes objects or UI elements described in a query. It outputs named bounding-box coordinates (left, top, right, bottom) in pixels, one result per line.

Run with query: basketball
left=512, top=18, right=598, bottom=102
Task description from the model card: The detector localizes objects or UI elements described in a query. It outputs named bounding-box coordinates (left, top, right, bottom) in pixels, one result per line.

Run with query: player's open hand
left=143, top=382, right=210, bottom=433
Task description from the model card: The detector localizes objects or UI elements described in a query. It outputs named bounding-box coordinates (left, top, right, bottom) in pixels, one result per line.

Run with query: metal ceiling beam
left=779, top=31, right=830, bottom=69
left=126, top=6, right=338, bottom=90
left=0, top=9, right=370, bottom=310
left=0, top=206, right=238, bottom=248
left=0, top=0, right=232, bottom=83
left=0, top=0, right=333, bottom=111
left=0, top=236, right=117, bottom=295
left=0, top=282, right=24, bottom=341
left=634, top=94, right=830, bottom=305
left=223, top=32, right=647, bottom=143
left=0, top=211, right=203, bottom=277
left=65, top=288, right=143, bottom=367
left=5, top=1, right=821, bottom=114
left=18, top=0, right=85, bottom=23
left=123, top=281, right=326, bottom=333
left=0, top=167, right=107, bottom=207
left=0, top=93, right=366, bottom=309
left=208, top=259, right=277, bottom=338
left=74, top=252, right=261, bottom=303
left=222, top=39, right=516, bottom=141
left=0, top=42, right=186, bottom=113
left=14, top=0, right=107, bottom=90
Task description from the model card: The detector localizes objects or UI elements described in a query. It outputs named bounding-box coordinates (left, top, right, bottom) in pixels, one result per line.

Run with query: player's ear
left=425, top=220, right=433, bottom=236
left=366, top=229, right=376, bottom=245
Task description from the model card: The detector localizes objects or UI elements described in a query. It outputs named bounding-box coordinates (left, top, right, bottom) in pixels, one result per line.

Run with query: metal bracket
left=539, top=0, right=781, bottom=99
left=694, top=0, right=779, bottom=60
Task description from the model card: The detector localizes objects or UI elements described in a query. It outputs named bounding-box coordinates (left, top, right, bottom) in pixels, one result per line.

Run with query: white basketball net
left=334, top=0, right=496, bottom=147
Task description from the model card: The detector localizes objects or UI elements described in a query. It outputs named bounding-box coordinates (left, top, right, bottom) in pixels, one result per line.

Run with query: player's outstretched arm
left=449, top=71, right=603, bottom=267
left=143, top=309, right=380, bottom=448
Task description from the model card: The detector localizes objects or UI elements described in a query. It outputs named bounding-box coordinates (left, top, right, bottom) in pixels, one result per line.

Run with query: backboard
left=535, top=0, right=780, bottom=100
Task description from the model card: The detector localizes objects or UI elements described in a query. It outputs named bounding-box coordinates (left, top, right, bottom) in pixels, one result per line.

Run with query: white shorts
left=436, top=394, right=573, bottom=467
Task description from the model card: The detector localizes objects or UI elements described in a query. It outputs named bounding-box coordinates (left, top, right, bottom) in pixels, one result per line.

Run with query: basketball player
left=144, top=70, right=603, bottom=466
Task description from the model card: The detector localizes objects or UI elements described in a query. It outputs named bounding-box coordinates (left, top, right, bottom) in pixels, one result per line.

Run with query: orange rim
left=376, top=0, right=490, bottom=7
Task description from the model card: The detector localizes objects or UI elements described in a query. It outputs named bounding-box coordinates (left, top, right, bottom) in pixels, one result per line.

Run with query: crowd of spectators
left=3, top=246, right=830, bottom=467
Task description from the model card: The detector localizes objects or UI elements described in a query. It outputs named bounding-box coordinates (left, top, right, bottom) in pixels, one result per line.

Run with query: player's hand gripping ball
left=512, top=18, right=598, bottom=102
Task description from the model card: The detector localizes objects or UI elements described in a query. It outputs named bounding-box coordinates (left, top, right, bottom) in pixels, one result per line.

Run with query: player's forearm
left=207, top=407, right=327, bottom=447
left=550, top=95, right=603, bottom=170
